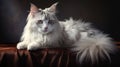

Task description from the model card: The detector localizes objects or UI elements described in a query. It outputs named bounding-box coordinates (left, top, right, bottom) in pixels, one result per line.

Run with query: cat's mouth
left=42, top=29, right=53, bottom=34
left=42, top=29, right=50, bottom=34
left=43, top=29, right=48, bottom=32
left=38, top=28, right=48, bottom=34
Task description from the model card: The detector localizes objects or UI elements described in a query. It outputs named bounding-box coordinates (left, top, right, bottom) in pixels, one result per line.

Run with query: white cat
left=17, top=3, right=116, bottom=63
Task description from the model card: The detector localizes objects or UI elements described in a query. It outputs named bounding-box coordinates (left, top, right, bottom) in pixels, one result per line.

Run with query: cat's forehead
left=35, top=10, right=55, bottom=20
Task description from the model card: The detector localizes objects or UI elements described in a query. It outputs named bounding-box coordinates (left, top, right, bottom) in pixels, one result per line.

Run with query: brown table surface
left=0, top=43, right=120, bottom=67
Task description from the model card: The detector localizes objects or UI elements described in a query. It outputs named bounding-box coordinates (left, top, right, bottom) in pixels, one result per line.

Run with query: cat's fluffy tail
left=72, top=33, right=116, bottom=63
left=63, top=18, right=117, bottom=63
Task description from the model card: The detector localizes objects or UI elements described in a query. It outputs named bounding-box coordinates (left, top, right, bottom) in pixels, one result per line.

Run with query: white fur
left=17, top=3, right=64, bottom=50
left=17, top=3, right=116, bottom=63
left=60, top=18, right=116, bottom=63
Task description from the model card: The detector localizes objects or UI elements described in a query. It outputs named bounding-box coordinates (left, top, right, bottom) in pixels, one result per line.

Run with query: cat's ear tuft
left=48, top=2, right=58, bottom=13
left=30, top=3, right=39, bottom=15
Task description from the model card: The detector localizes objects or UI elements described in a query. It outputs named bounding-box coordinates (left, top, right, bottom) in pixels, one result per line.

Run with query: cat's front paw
left=27, top=43, right=40, bottom=51
left=17, top=42, right=27, bottom=49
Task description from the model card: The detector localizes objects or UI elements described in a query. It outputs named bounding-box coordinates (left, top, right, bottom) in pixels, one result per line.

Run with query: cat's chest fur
left=30, top=27, right=65, bottom=47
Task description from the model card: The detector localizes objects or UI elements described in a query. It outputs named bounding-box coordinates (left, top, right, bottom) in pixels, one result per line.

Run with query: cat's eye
left=48, top=20, right=55, bottom=24
left=37, top=20, right=43, bottom=24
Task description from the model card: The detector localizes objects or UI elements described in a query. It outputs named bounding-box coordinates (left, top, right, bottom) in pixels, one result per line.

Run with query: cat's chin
left=40, top=30, right=53, bottom=35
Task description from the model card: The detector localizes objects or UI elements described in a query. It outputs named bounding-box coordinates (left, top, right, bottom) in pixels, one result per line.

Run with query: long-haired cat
left=17, top=3, right=116, bottom=63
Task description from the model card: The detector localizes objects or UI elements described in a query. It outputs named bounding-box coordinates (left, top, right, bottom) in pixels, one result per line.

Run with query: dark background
left=0, top=0, right=120, bottom=44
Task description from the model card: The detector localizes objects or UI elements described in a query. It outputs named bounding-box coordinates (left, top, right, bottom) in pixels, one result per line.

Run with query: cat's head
left=27, top=2, right=60, bottom=34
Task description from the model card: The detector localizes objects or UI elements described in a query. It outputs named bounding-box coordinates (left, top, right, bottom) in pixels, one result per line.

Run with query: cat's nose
left=44, top=27, right=48, bottom=30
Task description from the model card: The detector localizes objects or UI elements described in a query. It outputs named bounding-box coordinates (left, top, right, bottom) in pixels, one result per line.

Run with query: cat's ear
left=30, top=3, right=39, bottom=15
left=48, top=2, right=58, bottom=13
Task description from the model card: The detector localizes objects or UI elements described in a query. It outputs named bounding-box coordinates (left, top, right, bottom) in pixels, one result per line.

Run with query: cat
left=17, top=2, right=116, bottom=63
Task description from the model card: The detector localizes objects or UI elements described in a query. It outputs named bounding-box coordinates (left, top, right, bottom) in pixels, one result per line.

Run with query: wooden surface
left=0, top=45, right=76, bottom=67
left=0, top=43, right=120, bottom=67
left=0, top=42, right=119, bottom=48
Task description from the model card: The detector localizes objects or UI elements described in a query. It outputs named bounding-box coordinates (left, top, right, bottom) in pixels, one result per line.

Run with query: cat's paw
left=27, top=43, right=40, bottom=51
left=17, top=42, right=27, bottom=49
